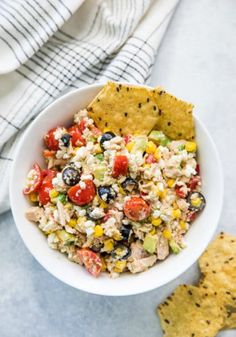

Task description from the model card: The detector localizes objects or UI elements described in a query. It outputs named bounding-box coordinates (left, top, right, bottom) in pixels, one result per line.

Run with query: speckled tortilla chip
left=199, top=232, right=236, bottom=273
left=224, top=312, right=236, bottom=329
left=154, top=87, right=195, bottom=140
left=157, top=285, right=226, bottom=337
left=199, top=232, right=236, bottom=330
left=87, top=82, right=159, bottom=135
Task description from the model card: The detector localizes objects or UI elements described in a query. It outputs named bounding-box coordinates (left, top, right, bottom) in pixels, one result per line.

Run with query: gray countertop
left=1, top=0, right=236, bottom=336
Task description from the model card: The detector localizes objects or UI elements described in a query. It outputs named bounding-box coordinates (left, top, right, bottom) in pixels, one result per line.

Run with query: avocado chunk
left=143, top=234, right=158, bottom=254
left=148, top=130, right=170, bottom=146
left=56, top=230, right=76, bottom=244
left=169, top=239, right=182, bottom=254
left=131, top=136, right=148, bottom=153
left=93, top=165, right=106, bottom=181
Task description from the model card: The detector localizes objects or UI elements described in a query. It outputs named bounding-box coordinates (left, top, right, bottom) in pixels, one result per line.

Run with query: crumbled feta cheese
left=79, top=181, right=86, bottom=189
left=52, top=173, right=68, bottom=192
left=89, top=207, right=105, bottom=219
left=54, top=127, right=66, bottom=140
left=153, top=210, right=161, bottom=218
left=80, top=174, right=93, bottom=181
left=84, top=220, right=95, bottom=236
left=102, top=217, right=120, bottom=237
left=74, top=109, right=88, bottom=123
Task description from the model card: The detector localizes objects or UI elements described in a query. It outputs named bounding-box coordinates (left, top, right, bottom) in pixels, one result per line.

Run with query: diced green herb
left=58, top=193, right=67, bottom=204
left=95, top=153, right=104, bottom=161
left=178, top=144, right=185, bottom=151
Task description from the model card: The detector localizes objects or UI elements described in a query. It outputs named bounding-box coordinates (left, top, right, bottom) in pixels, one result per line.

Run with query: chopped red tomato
left=124, top=197, right=150, bottom=221
left=44, top=127, right=60, bottom=151
left=112, top=155, right=128, bottom=178
left=68, top=125, right=86, bottom=147
left=23, top=163, right=43, bottom=195
left=188, top=176, right=200, bottom=191
left=38, top=170, right=57, bottom=205
left=77, top=248, right=102, bottom=277
left=78, top=118, right=86, bottom=132
left=145, top=154, right=157, bottom=164
left=68, top=180, right=96, bottom=206
left=175, top=186, right=187, bottom=198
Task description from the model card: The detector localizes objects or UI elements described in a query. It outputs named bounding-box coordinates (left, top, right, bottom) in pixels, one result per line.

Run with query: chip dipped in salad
left=23, top=82, right=205, bottom=278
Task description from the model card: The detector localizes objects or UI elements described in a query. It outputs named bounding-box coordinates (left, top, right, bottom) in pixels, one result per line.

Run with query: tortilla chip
left=87, top=81, right=159, bottom=136
left=199, top=232, right=236, bottom=273
left=157, top=285, right=226, bottom=337
left=198, top=232, right=236, bottom=330
left=224, top=312, right=236, bottom=329
left=154, top=87, right=195, bottom=140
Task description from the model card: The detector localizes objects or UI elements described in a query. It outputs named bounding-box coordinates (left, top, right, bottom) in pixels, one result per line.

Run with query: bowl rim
left=9, top=82, right=224, bottom=296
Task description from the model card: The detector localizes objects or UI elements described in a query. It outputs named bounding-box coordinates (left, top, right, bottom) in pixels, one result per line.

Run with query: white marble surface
left=1, top=0, right=236, bottom=336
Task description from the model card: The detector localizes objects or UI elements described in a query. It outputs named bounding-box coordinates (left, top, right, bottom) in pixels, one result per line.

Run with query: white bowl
left=10, top=83, right=223, bottom=296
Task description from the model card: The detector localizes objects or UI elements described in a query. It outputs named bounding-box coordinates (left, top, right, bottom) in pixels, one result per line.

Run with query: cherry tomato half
left=124, top=197, right=150, bottom=221
left=77, top=248, right=102, bottom=277
left=175, top=186, right=187, bottom=198
left=44, top=127, right=60, bottom=151
left=23, top=163, right=43, bottom=195
left=38, top=170, right=57, bottom=205
left=68, top=125, right=86, bottom=147
left=112, top=155, right=128, bottom=178
left=68, top=180, right=96, bottom=206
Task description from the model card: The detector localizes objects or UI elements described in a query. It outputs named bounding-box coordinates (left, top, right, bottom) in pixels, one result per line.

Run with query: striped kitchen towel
left=0, top=0, right=179, bottom=213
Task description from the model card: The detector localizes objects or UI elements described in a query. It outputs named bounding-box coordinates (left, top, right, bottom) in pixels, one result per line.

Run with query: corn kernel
left=167, top=179, right=175, bottom=188
left=158, top=189, right=167, bottom=199
left=191, top=198, right=202, bottom=207
left=64, top=202, right=72, bottom=210
left=126, top=141, right=134, bottom=152
left=152, top=217, right=162, bottom=227
left=100, top=200, right=107, bottom=208
left=103, top=239, right=114, bottom=252
left=119, top=186, right=126, bottom=195
left=74, top=147, right=81, bottom=152
left=146, top=141, right=157, bottom=154
left=113, top=260, right=127, bottom=273
left=49, top=189, right=59, bottom=199
left=93, top=225, right=104, bottom=238
left=113, top=232, right=122, bottom=241
left=104, top=128, right=111, bottom=133
left=68, top=219, right=77, bottom=228
left=29, top=192, right=38, bottom=202
left=94, top=144, right=102, bottom=154
left=163, top=229, right=172, bottom=239
left=172, top=209, right=181, bottom=219
left=185, top=141, right=197, bottom=152
left=154, top=148, right=161, bottom=160
left=143, top=163, right=151, bottom=169
left=150, top=229, right=156, bottom=235
left=180, top=220, right=187, bottom=230
left=100, top=257, right=107, bottom=272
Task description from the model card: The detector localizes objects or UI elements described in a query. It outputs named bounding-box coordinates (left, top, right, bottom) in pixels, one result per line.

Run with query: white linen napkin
left=0, top=0, right=179, bottom=213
